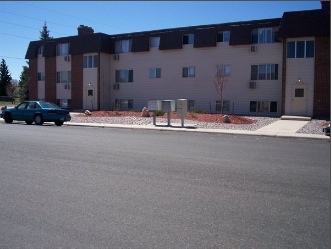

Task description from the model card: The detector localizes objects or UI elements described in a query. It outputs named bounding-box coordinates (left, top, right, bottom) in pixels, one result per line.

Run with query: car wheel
left=4, top=112, right=13, bottom=123
left=25, top=121, right=33, bottom=125
left=55, top=121, right=64, bottom=126
left=34, top=115, right=44, bottom=125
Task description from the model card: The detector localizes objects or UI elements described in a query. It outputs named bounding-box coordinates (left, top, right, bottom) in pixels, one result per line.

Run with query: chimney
left=78, top=25, right=94, bottom=35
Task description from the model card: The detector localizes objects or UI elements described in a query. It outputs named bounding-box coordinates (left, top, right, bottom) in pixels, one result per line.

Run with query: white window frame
left=251, top=64, right=278, bottom=80
left=149, top=68, right=161, bottom=79
left=37, top=46, right=44, bottom=56
left=217, top=31, right=230, bottom=42
left=83, top=55, right=99, bottom=68
left=216, top=100, right=230, bottom=112
left=149, top=37, right=160, bottom=47
left=114, top=99, right=134, bottom=110
left=115, top=70, right=134, bottom=83
left=287, top=40, right=315, bottom=58
left=38, top=72, right=45, bottom=81
left=250, top=101, right=278, bottom=113
left=252, top=27, right=278, bottom=44
left=56, top=43, right=69, bottom=56
left=258, top=28, right=272, bottom=43
left=115, top=39, right=133, bottom=53
left=56, top=71, right=71, bottom=83
left=182, top=67, right=195, bottom=78
left=183, top=34, right=194, bottom=45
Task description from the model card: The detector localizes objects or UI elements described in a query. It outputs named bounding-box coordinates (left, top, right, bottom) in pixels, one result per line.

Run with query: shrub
left=155, top=110, right=165, bottom=116
left=194, top=109, right=206, bottom=114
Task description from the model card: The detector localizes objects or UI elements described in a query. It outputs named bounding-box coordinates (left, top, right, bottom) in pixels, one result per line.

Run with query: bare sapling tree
left=213, top=64, right=228, bottom=114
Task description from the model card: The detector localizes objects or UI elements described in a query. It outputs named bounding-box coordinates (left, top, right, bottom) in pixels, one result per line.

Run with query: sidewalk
left=65, top=119, right=330, bottom=140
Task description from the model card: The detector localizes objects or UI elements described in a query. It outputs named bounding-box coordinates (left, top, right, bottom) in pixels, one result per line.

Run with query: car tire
left=34, top=115, right=44, bottom=125
left=55, top=121, right=64, bottom=126
left=4, top=112, right=13, bottom=123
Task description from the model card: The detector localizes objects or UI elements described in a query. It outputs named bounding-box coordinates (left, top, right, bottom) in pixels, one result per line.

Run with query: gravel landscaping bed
left=70, top=114, right=329, bottom=135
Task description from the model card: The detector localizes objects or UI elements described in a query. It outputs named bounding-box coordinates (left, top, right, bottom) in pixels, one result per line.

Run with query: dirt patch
left=76, top=111, right=256, bottom=124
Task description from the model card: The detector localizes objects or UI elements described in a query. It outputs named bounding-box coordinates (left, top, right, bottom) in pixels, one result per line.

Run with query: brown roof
left=25, top=5, right=329, bottom=59
left=278, top=8, right=330, bottom=39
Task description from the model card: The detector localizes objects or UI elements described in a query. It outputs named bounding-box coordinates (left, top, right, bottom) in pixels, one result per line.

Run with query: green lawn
left=0, top=98, right=18, bottom=107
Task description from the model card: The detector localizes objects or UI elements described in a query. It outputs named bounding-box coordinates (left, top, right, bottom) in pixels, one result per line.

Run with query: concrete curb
left=64, top=122, right=330, bottom=141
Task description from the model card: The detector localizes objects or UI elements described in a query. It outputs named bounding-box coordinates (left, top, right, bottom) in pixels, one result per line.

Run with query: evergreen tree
left=40, top=21, right=53, bottom=40
left=18, top=62, right=30, bottom=102
left=0, top=59, right=12, bottom=96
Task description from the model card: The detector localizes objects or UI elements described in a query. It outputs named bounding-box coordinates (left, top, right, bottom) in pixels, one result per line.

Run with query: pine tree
left=40, top=21, right=53, bottom=40
left=18, top=62, right=30, bottom=102
left=0, top=59, right=12, bottom=96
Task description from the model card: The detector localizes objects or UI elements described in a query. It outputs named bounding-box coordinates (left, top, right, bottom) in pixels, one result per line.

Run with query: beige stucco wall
left=104, top=41, right=283, bottom=115
left=56, top=55, right=72, bottom=103
left=82, top=53, right=98, bottom=110
left=284, top=37, right=315, bottom=116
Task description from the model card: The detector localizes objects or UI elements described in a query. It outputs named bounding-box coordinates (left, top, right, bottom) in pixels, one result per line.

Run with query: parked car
left=0, top=100, right=71, bottom=126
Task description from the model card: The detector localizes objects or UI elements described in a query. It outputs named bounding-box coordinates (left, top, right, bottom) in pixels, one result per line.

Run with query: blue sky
left=0, top=1, right=322, bottom=81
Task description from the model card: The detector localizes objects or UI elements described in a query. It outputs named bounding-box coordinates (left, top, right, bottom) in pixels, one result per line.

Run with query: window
left=295, top=89, right=304, bottom=97
left=251, top=64, right=278, bottom=80
left=217, top=31, right=230, bottom=42
left=38, top=72, right=45, bottom=81
left=183, top=34, right=194, bottom=45
left=56, top=71, right=71, bottom=83
left=17, top=102, right=28, bottom=110
left=27, top=102, right=36, bottom=109
left=149, top=37, right=160, bottom=47
left=88, top=90, right=93, bottom=96
left=37, top=46, right=44, bottom=55
left=115, top=39, right=133, bottom=53
left=224, top=65, right=231, bottom=76
left=287, top=40, right=315, bottom=58
left=250, top=101, right=277, bottom=113
left=149, top=68, right=161, bottom=79
left=56, top=99, right=71, bottom=108
left=251, top=27, right=278, bottom=44
left=188, top=100, right=195, bottom=111
left=115, top=99, right=133, bottom=110
left=84, top=55, right=99, bottom=68
left=216, top=100, right=230, bottom=112
left=182, top=67, right=195, bottom=78
left=56, top=43, right=69, bottom=56
left=115, top=70, right=133, bottom=82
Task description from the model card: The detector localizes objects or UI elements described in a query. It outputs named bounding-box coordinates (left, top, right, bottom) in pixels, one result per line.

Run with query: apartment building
left=25, top=2, right=330, bottom=117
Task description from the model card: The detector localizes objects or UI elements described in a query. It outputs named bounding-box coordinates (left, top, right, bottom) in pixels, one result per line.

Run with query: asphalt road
left=0, top=122, right=330, bottom=248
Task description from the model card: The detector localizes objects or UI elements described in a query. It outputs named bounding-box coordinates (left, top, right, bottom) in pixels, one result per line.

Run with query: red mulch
left=76, top=111, right=256, bottom=124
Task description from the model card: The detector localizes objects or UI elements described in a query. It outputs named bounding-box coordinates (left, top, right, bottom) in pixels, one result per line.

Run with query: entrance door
left=291, top=84, right=307, bottom=116
left=86, top=85, right=94, bottom=110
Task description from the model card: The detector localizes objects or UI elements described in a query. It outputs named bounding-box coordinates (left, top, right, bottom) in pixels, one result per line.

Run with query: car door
left=11, top=102, right=28, bottom=120
left=24, top=102, right=37, bottom=121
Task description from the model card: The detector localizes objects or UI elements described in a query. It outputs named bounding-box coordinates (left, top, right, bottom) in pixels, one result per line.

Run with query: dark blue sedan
left=1, top=101, right=71, bottom=126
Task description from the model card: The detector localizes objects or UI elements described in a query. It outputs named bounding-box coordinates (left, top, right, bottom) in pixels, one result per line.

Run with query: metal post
left=181, top=117, right=184, bottom=127
left=153, top=112, right=156, bottom=125
left=167, top=112, right=171, bottom=126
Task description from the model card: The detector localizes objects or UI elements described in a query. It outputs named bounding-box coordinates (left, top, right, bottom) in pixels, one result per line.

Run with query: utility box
left=162, top=100, right=175, bottom=112
left=176, top=99, right=188, bottom=118
left=148, top=100, right=162, bottom=111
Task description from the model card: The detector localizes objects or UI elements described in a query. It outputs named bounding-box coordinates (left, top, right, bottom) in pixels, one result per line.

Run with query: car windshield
left=39, top=102, right=61, bottom=109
